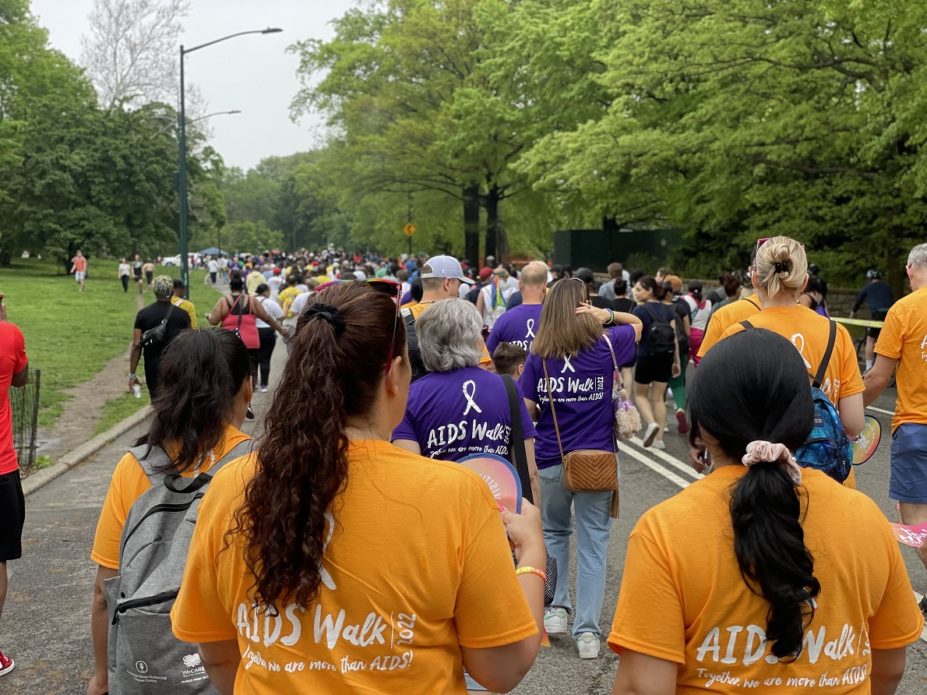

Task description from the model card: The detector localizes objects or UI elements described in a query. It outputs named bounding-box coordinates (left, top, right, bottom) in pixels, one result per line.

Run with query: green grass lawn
left=0, top=258, right=208, bottom=427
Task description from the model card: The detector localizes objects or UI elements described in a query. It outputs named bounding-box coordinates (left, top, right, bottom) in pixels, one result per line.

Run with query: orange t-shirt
left=698, top=295, right=761, bottom=359
left=718, top=305, right=863, bottom=406
left=170, top=440, right=537, bottom=694
left=609, top=466, right=923, bottom=693
left=90, top=426, right=251, bottom=570
left=874, top=286, right=927, bottom=432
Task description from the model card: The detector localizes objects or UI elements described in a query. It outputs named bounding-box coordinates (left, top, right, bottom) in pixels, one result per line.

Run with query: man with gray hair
left=129, top=276, right=191, bottom=399
left=392, top=298, right=540, bottom=502
left=864, top=242, right=927, bottom=614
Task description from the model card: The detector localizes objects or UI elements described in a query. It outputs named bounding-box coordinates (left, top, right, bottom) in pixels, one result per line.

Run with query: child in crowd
left=493, top=342, right=527, bottom=380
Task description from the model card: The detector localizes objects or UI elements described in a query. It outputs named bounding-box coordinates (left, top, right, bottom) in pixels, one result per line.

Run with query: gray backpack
left=105, top=439, right=252, bottom=694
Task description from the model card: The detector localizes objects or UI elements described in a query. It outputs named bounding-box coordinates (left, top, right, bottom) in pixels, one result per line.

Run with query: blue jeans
left=538, top=464, right=613, bottom=638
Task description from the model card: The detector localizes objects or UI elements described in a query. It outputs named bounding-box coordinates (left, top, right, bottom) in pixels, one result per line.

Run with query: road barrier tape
left=831, top=317, right=885, bottom=329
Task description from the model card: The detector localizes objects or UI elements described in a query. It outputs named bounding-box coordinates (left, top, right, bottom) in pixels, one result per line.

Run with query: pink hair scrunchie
left=742, top=441, right=802, bottom=485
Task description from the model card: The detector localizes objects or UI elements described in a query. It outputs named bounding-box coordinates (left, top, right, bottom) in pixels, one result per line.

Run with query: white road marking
left=626, top=436, right=704, bottom=481
left=866, top=406, right=895, bottom=417
left=620, top=443, right=690, bottom=490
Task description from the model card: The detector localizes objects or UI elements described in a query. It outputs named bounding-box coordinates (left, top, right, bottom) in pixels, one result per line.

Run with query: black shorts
left=867, top=309, right=888, bottom=339
left=0, top=470, right=25, bottom=562
left=635, top=354, right=673, bottom=385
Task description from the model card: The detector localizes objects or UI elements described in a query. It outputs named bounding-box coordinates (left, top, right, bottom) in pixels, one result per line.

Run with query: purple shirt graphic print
left=520, top=325, right=636, bottom=469
left=392, top=366, right=536, bottom=460
left=485, top=303, right=544, bottom=355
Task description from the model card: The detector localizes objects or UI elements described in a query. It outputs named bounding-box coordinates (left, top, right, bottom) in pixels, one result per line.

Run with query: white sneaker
left=642, top=422, right=659, bottom=447
left=576, top=633, right=600, bottom=659
left=260, top=386, right=268, bottom=393
left=544, top=607, right=568, bottom=636
left=653, top=440, right=666, bottom=450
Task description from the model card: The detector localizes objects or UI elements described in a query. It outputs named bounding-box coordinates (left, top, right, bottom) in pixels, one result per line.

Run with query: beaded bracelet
left=515, top=566, right=547, bottom=583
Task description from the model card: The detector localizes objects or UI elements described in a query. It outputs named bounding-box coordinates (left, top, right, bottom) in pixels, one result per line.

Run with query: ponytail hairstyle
left=755, top=236, right=808, bottom=299
left=636, top=275, right=667, bottom=301
left=233, top=281, right=406, bottom=612
left=688, top=280, right=703, bottom=301
left=140, top=329, right=251, bottom=472
left=688, top=329, right=818, bottom=660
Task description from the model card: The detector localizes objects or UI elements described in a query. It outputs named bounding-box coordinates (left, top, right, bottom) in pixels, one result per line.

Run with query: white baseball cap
left=420, top=255, right=473, bottom=284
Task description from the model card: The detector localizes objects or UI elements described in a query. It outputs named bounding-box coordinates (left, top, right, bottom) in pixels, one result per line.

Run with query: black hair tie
left=773, top=260, right=791, bottom=274
left=305, top=303, right=346, bottom=337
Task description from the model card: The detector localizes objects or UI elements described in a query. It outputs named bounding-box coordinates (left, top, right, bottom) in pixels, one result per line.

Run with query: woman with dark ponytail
left=609, top=329, right=922, bottom=694
left=171, top=281, right=546, bottom=694
left=88, top=329, right=254, bottom=695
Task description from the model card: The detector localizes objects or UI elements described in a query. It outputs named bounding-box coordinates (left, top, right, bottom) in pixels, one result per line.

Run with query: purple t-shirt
left=486, top=303, right=544, bottom=355
left=392, top=366, right=537, bottom=460
left=520, top=325, right=636, bottom=469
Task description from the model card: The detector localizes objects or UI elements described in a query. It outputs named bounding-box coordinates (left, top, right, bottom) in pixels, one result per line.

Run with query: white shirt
left=289, top=291, right=313, bottom=318
left=118, top=263, right=130, bottom=277
left=267, top=275, right=283, bottom=297
left=207, top=260, right=219, bottom=273
left=255, top=296, right=283, bottom=329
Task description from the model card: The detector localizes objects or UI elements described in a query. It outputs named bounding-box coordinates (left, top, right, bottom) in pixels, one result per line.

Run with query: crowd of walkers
left=4, top=239, right=926, bottom=692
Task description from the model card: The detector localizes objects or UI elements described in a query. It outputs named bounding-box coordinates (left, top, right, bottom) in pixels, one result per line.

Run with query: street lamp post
left=178, top=27, right=282, bottom=298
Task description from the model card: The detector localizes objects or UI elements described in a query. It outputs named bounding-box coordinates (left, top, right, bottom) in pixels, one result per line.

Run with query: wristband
left=515, top=566, right=547, bottom=583
left=128, top=373, right=136, bottom=378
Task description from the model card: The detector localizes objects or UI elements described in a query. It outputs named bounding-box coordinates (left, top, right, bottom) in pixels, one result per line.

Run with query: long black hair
left=689, top=329, right=818, bottom=660
left=139, top=329, right=251, bottom=472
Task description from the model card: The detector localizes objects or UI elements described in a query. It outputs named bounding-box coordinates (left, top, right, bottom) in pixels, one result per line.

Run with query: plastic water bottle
left=132, top=383, right=142, bottom=399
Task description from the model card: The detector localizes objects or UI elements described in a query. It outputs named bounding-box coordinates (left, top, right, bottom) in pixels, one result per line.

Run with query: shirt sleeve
left=835, top=325, right=864, bottom=398
left=485, top=322, right=501, bottom=355
left=518, top=394, right=536, bottom=439
left=608, top=526, right=686, bottom=664
left=454, top=482, right=538, bottom=648
left=171, top=475, right=239, bottom=643
left=520, top=356, right=539, bottom=402
left=607, top=325, right=637, bottom=366
left=874, top=305, right=904, bottom=360
left=11, top=325, right=27, bottom=373
left=868, top=517, right=925, bottom=649
left=90, top=453, right=143, bottom=570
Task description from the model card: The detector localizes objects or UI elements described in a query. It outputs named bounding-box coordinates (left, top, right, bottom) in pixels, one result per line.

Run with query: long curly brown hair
left=231, top=281, right=405, bottom=611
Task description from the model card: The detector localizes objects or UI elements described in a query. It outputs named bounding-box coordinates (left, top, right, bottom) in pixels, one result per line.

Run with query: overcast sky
left=29, top=0, right=357, bottom=170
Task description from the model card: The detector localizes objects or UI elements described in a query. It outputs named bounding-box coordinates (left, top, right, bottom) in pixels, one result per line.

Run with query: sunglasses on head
left=314, top=278, right=403, bottom=373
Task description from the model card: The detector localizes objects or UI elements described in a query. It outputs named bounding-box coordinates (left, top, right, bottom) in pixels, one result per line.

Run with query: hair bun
left=773, top=260, right=791, bottom=274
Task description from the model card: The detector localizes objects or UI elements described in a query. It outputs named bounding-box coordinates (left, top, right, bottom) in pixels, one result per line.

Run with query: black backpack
left=643, top=304, right=677, bottom=357
left=401, top=308, right=428, bottom=382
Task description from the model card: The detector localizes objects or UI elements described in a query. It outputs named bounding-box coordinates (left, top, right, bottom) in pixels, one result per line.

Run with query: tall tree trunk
left=463, top=184, right=480, bottom=266
left=484, top=186, right=506, bottom=263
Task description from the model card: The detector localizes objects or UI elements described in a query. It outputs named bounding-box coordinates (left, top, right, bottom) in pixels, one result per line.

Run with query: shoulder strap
left=129, top=444, right=173, bottom=486
left=603, top=332, right=619, bottom=373
left=812, top=320, right=837, bottom=388
left=740, top=320, right=753, bottom=330
left=501, top=375, right=532, bottom=505
left=163, top=438, right=253, bottom=493
left=541, top=360, right=566, bottom=461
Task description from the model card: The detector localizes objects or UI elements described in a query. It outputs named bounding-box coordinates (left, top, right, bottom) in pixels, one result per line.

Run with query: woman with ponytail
left=88, top=329, right=254, bottom=695
left=609, top=329, right=922, bottom=694
left=171, top=281, right=546, bottom=694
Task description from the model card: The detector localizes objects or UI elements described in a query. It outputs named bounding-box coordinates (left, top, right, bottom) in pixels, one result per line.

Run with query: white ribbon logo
left=525, top=319, right=536, bottom=339
left=790, top=333, right=813, bottom=370
left=462, top=380, right=482, bottom=416
left=561, top=355, right=576, bottom=374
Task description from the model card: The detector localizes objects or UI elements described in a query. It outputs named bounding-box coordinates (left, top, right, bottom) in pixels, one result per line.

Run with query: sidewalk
left=0, top=341, right=287, bottom=694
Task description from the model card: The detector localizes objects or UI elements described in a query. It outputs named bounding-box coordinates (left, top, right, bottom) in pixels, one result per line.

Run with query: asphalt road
left=3, top=373, right=926, bottom=694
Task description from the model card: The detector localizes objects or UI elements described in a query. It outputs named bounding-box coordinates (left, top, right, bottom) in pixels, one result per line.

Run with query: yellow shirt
left=90, top=426, right=250, bottom=570
left=171, top=296, right=198, bottom=329
left=170, top=440, right=537, bottom=694
left=278, top=286, right=302, bottom=317
left=718, top=305, right=863, bottom=406
left=698, top=295, right=761, bottom=359
left=609, top=466, right=923, bottom=693
left=874, top=286, right=927, bottom=431
left=246, top=270, right=265, bottom=295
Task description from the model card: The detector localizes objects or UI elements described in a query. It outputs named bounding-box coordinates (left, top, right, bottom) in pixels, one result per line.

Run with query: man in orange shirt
left=865, top=242, right=927, bottom=609
left=0, top=296, right=29, bottom=678
left=70, top=250, right=88, bottom=292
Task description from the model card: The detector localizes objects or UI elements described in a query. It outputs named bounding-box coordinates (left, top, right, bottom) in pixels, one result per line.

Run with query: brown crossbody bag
left=542, top=359, right=620, bottom=518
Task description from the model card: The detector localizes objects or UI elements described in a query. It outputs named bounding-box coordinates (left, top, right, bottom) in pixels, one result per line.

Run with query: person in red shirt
left=0, top=295, right=29, bottom=677
left=69, top=250, right=88, bottom=292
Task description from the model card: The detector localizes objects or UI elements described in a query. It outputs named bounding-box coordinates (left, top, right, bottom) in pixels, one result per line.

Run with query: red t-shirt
left=0, top=322, right=28, bottom=475
left=73, top=256, right=87, bottom=272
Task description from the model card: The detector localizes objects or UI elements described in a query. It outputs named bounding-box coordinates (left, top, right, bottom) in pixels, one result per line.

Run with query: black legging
left=121, top=275, right=130, bottom=292
left=257, top=327, right=276, bottom=388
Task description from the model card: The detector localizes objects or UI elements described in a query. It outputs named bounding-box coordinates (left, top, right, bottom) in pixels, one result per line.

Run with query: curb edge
left=23, top=405, right=153, bottom=497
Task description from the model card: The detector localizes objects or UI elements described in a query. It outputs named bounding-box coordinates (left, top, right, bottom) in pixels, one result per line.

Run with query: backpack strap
left=740, top=320, right=754, bottom=330
left=501, top=374, right=532, bottom=505
left=129, top=444, right=173, bottom=487
left=132, top=439, right=253, bottom=492
left=812, top=320, right=837, bottom=388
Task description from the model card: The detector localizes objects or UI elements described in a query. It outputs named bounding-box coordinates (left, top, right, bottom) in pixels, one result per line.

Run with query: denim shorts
left=890, top=424, right=927, bottom=503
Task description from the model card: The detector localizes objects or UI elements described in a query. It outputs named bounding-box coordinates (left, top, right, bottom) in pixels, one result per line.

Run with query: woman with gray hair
left=392, top=298, right=541, bottom=503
